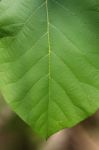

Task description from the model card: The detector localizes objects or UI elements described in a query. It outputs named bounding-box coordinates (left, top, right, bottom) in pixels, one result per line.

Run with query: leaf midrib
left=46, top=0, right=51, bottom=136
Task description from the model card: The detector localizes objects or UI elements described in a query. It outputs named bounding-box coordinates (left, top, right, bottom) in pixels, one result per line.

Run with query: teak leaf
left=0, top=0, right=99, bottom=138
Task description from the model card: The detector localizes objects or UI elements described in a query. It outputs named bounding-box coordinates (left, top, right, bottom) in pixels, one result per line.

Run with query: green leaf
left=0, top=0, right=99, bottom=138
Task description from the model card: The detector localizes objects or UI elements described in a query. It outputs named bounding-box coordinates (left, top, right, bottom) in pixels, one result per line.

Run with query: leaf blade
left=0, top=0, right=99, bottom=138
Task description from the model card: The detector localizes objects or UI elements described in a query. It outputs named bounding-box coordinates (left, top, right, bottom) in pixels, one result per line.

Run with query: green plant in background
left=0, top=0, right=99, bottom=138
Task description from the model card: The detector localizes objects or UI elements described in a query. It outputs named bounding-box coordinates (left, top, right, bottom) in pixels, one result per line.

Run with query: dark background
left=0, top=95, right=99, bottom=150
